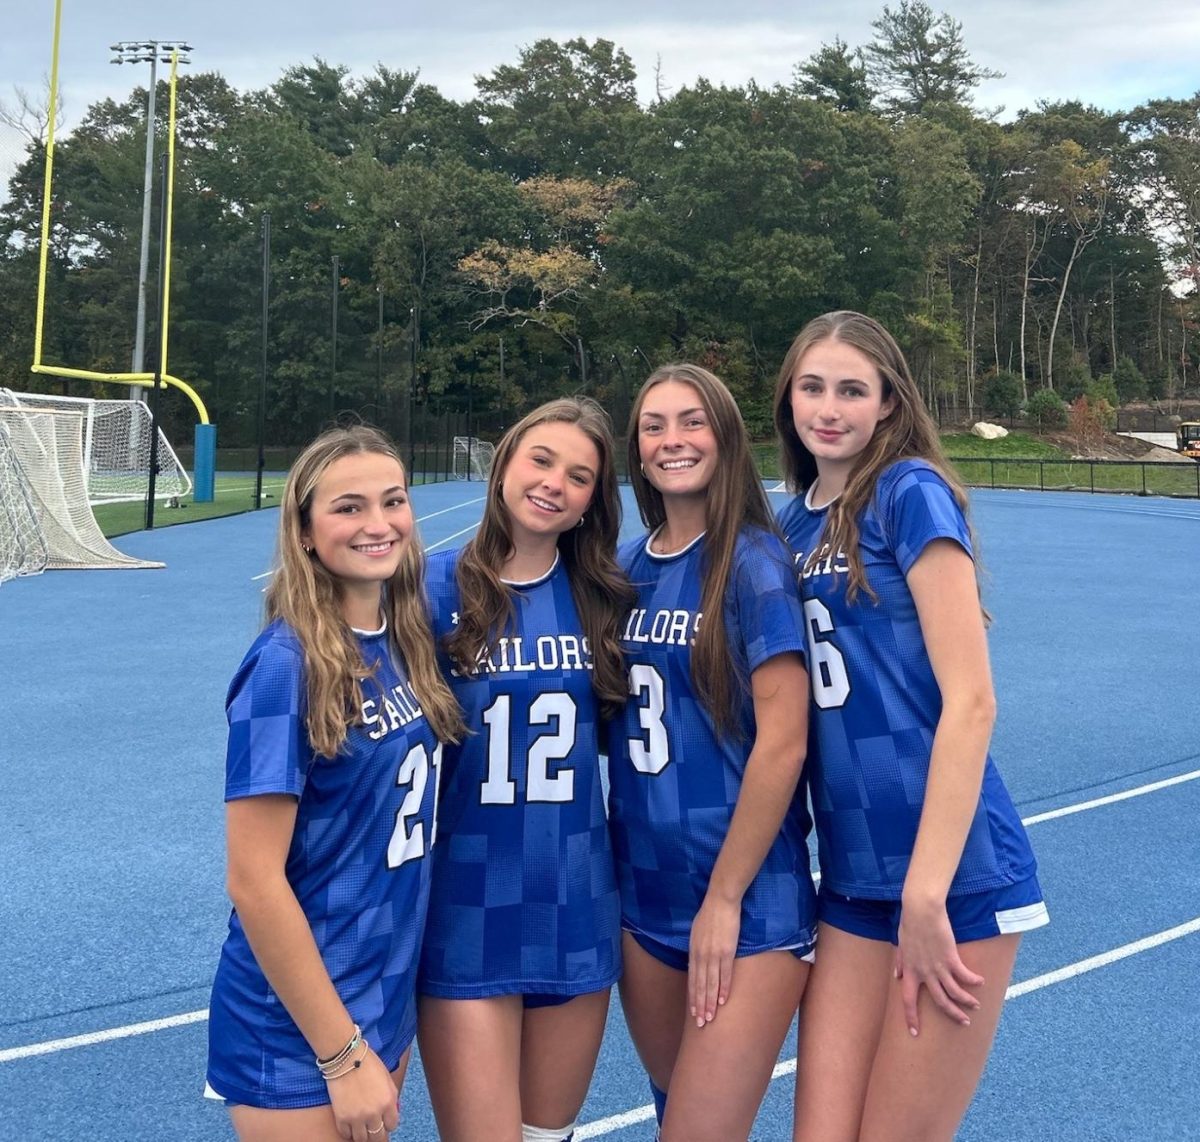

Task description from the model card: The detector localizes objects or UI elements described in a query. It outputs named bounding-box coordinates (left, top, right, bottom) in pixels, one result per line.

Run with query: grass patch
left=947, top=458, right=1200, bottom=497
left=94, top=465, right=461, bottom=538
left=94, top=474, right=289, bottom=538
left=939, top=432, right=1065, bottom=459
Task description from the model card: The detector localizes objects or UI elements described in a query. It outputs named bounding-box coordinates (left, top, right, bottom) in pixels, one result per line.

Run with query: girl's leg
left=661, top=950, right=808, bottom=1142
left=858, top=933, right=1021, bottom=1142
left=520, top=990, right=612, bottom=1134
left=418, top=995, right=524, bottom=1142
left=617, top=932, right=688, bottom=1095
left=230, top=1052, right=410, bottom=1142
left=792, top=925, right=895, bottom=1142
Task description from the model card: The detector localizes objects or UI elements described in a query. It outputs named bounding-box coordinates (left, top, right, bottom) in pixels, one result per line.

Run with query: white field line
left=0, top=1010, right=208, bottom=1064
left=1021, top=768, right=1200, bottom=825
left=249, top=497, right=487, bottom=579
left=426, top=522, right=481, bottom=552
left=1005, top=917, right=1200, bottom=999
left=2, top=763, right=1196, bottom=1069
left=577, top=917, right=1200, bottom=1137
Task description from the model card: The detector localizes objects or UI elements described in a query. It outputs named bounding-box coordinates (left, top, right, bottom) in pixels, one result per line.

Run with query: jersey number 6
left=804, top=599, right=850, bottom=709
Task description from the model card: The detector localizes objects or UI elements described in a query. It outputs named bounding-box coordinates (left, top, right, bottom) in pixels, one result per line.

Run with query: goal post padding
left=0, top=406, right=164, bottom=572
left=5, top=389, right=192, bottom=505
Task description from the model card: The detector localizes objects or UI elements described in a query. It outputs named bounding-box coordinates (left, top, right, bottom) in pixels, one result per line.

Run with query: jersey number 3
left=628, top=663, right=670, bottom=775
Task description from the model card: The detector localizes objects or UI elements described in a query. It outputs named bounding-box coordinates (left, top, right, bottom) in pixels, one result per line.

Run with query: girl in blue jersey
left=206, top=425, right=463, bottom=1142
left=772, top=312, right=1048, bottom=1142
left=609, top=364, right=817, bottom=1142
left=417, top=398, right=635, bottom=1142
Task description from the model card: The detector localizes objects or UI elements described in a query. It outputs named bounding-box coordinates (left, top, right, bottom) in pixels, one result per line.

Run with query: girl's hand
left=688, top=894, right=741, bottom=1027
left=327, top=1045, right=400, bottom=1141
left=895, top=897, right=984, bottom=1037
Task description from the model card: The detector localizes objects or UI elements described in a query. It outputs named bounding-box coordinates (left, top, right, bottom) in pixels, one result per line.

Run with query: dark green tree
left=865, top=2, right=1001, bottom=116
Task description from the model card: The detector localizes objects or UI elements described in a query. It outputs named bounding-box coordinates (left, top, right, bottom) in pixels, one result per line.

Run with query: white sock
left=522, top=1123, right=577, bottom=1142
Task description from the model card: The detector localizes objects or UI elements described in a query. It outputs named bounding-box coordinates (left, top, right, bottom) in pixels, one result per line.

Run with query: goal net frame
left=3, top=389, right=191, bottom=505
left=452, top=435, right=496, bottom=482
left=0, top=405, right=164, bottom=579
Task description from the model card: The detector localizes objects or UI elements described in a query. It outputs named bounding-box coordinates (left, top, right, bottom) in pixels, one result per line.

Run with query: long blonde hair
left=771, top=310, right=978, bottom=604
left=628, top=364, right=777, bottom=736
left=447, top=398, right=635, bottom=719
left=267, top=424, right=463, bottom=757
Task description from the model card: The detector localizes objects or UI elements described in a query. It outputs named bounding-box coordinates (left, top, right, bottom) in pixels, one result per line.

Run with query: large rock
left=971, top=421, right=1009, bottom=440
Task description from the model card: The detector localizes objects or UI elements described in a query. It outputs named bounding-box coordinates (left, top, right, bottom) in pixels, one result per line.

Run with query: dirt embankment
left=1040, top=430, right=1187, bottom=462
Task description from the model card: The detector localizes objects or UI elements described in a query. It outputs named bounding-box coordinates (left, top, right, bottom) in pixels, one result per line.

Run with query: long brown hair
left=267, top=424, right=463, bottom=756
left=771, top=310, right=978, bottom=604
left=628, top=364, right=777, bottom=736
left=447, top=398, right=634, bottom=718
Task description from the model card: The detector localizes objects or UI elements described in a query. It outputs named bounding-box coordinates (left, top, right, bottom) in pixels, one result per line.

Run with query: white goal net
left=0, top=402, right=164, bottom=580
left=3, top=389, right=191, bottom=504
left=452, top=435, right=495, bottom=481
left=0, top=418, right=48, bottom=583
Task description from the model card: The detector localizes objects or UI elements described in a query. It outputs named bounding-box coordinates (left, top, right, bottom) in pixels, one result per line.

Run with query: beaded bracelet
left=316, top=1024, right=362, bottom=1078
left=322, top=1037, right=369, bottom=1081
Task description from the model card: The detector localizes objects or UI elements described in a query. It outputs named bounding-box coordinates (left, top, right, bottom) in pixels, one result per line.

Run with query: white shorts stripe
left=995, top=901, right=1050, bottom=935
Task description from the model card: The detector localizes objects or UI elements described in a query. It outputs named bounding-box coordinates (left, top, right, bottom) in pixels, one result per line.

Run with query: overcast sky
left=3, top=0, right=1199, bottom=190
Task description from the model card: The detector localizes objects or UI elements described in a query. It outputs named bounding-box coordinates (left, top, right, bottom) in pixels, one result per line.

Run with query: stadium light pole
left=110, top=39, right=192, bottom=396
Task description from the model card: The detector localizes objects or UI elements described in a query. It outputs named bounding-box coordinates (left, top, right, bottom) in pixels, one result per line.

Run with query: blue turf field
left=2, top=484, right=1198, bottom=1141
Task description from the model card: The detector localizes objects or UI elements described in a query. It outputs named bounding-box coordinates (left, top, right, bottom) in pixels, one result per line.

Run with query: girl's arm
left=688, top=651, right=809, bottom=1027
left=898, top=538, right=996, bottom=1036
left=226, top=795, right=401, bottom=1138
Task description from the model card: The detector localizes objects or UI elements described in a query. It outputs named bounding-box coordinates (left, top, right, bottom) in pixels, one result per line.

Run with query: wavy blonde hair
left=771, top=310, right=980, bottom=606
left=267, top=424, right=463, bottom=757
left=628, top=363, right=778, bottom=737
left=447, top=398, right=635, bottom=719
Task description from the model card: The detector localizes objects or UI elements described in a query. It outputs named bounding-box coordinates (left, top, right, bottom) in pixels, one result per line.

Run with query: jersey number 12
left=480, top=692, right=578, bottom=804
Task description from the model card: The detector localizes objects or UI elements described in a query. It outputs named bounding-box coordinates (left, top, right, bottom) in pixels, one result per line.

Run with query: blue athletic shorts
left=625, top=928, right=816, bottom=972
left=818, top=875, right=1048, bottom=945
left=523, top=993, right=576, bottom=1010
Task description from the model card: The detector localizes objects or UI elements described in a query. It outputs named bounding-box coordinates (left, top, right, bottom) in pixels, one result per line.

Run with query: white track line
left=0, top=1010, right=208, bottom=1064
left=415, top=496, right=487, bottom=521
left=1021, top=768, right=1200, bottom=825
left=426, top=523, right=481, bottom=552
left=249, top=498, right=487, bottom=579
left=1004, top=917, right=1200, bottom=998
left=1, top=765, right=1196, bottom=1069
left=575, top=916, right=1200, bottom=1137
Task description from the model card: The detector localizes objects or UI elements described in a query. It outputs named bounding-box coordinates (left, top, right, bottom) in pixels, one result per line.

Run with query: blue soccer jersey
left=777, top=459, right=1038, bottom=900
left=607, top=527, right=817, bottom=956
left=207, top=619, right=443, bottom=1109
left=418, top=549, right=621, bottom=999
